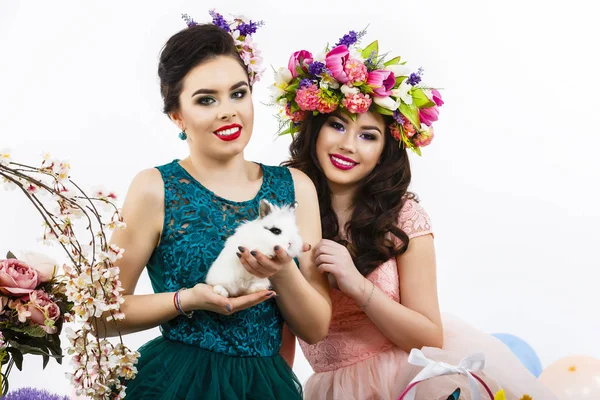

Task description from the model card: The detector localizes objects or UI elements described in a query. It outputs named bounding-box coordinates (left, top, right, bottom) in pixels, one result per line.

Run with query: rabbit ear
left=259, top=199, right=274, bottom=218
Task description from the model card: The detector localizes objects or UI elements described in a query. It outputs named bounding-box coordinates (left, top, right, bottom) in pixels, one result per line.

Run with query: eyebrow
left=191, top=81, right=248, bottom=97
left=334, top=114, right=383, bottom=134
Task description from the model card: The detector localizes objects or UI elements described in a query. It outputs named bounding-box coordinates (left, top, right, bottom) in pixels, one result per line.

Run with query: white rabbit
left=205, top=199, right=303, bottom=297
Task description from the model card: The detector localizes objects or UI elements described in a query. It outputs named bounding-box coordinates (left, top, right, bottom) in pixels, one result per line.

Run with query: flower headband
left=269, top=29, right=444, bottom=155
left=182, top=9, right=265, bottom=85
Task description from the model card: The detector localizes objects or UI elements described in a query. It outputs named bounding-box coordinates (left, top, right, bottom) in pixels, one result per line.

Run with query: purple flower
left=209, top=10, right=231, bottom=32
left=308, top=61, right=327, bottom=77
left=407, top=73, right=421, bottom=86
left=181, top=13, right=197, bottom=27
left=237, top=20, right=264, bottom=36
left=393, top=110, right=404, bottom=125
left=407, top=67, right=424, bottom=86
left=3, top=387, right=69, bottom=400
left=336, top=31, right=359, bottom=47
left=299, top=78, right=313, bottom=89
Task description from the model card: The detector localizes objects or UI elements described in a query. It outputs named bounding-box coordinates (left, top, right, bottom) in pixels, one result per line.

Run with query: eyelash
left=328, top=121, right=377, bottom=140
left=196, top=89, right=247, bottom=106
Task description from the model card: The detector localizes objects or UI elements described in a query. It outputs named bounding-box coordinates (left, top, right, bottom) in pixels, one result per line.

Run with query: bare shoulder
left=287, top=167, right=317, bottom=202
left=126, top=168, right=164, bottom=206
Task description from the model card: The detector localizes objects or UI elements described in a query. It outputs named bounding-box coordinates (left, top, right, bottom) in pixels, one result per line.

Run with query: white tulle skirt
left=303, top=315, right=558, bottom=400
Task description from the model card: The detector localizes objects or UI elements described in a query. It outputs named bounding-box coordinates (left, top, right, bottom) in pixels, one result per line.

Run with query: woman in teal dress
left=100, top=18, right=332, bottom=400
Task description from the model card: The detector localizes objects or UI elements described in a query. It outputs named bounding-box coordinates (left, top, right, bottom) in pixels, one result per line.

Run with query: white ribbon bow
left=402, top=348, right=487, bottom=400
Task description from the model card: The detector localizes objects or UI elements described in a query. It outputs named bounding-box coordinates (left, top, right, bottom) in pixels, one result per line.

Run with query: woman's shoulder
left=397, top=196, right=433, bottom=239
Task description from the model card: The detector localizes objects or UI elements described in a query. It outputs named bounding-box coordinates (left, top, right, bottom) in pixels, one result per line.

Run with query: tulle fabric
left=303, top=315, right=558, bottom=400
left=124, top=336, right=302, bottom=400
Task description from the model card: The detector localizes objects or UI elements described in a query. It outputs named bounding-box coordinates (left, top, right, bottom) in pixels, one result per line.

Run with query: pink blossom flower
left=285, top=103, right=306, bottom=123
left=325, top=45, right=350, bottom=84
left=389, top=123, right=403, bottom=141
left=288, top=50, right=313, bottom=78
left=414, top=126, right=435, bottom=147
left=295, top=84, right=320, bottom=111
left=403, top=120, right=417, bottom=138
left=367, top=70, right=396, bottom=97
left=342, top=93, right=372, bottom=114
left=0, top=259, right=39, bottom=295
left=344, top=58, right=368, bottom=85
left=317, top=94, right=339, bottom=114
left=419, top=106, right=440, bottom=126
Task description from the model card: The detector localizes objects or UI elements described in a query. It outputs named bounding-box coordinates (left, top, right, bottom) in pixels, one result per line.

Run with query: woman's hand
left=314, top=239, right=370, bottom=302
left=237, top=243, right=311, bottom=278
left=180, top=283, right=277, bottom=315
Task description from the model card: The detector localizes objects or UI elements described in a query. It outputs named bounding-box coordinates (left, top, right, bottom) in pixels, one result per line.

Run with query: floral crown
left=269, top=29, right=444, bottom=155
left=182, top=9, right=265, bottom=85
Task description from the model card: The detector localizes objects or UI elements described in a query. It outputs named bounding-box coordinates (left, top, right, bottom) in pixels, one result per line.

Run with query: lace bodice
left=299, top=199, right=433, bottom=372
left=146, top=160, right=295, bottom=357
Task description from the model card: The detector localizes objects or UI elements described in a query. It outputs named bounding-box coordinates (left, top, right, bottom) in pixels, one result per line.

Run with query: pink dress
left=299, top=200, right=558, bottom=400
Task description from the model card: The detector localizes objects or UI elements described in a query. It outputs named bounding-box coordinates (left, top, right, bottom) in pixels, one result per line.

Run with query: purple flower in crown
left=393, top=110, right=404, bottom=125
left=237, top=20, right=264, bottom=36
left=181, top=13, right=197, bottom=27
left=336, top=31, right=358, bottom=47
left=209, top=9, right=231, bottom=32
left=299, top=78, right=313, bottom=89
left=407, top=67, right=424, bottom=86
left=308, top=61, right=328, bottom=78
left=335, top=28, right=367, bottom=48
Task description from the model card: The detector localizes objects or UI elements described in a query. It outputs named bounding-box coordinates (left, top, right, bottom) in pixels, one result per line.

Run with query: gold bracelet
left=359, top=281, right=375, bottom=310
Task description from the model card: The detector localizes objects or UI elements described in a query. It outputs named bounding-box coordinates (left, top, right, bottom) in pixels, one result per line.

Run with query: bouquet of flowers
left=0, top=150, right=138, bottom=399
left=0, top=250, right=71, bottom=395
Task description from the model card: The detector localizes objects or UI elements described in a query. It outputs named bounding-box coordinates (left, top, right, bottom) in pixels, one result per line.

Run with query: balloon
left=539, top=355, right=600, bottom=399
left=491, top=333, right=543, bottom=377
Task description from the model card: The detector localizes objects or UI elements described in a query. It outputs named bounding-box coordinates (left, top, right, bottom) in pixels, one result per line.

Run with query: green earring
left=178, top=130, right=187, bottom=140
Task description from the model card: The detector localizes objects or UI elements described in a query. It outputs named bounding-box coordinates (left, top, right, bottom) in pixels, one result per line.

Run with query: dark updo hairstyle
left=282, top=112, right=417, bottom=277
left=158, top=24, right=248, bottom=115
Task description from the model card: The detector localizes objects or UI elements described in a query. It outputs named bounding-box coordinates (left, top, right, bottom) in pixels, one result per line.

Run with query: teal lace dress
left=124, top=160, right=302, bottom=399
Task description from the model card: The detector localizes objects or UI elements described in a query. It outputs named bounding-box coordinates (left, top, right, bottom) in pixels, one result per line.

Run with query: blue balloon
left=491, top=333, right=543, bottom=378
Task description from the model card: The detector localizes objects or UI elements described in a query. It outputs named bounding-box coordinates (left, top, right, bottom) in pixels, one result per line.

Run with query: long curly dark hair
left=282, top=113, right=416, bottom=277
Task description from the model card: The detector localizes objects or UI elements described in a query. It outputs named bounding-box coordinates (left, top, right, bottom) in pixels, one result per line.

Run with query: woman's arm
left=279, top=323, right=296, bottom=367
left=269, top=169, right=332, bottom=344
left=98, top=169, right=274, bottom=337
left=351, top=234, right=443, bottom=351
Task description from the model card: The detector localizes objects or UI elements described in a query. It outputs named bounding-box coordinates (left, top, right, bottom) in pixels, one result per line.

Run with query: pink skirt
left=303, top=315, right=558, bottom=400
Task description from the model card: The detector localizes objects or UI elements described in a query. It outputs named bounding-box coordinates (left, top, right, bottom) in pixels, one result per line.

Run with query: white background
left=1, top=0, right=599, bottom=396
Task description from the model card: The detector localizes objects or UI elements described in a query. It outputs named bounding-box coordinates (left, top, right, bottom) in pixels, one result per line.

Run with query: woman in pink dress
left=276, top=30, right=559, bottom=399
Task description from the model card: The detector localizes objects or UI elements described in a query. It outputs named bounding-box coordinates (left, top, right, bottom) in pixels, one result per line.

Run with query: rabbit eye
left=265, top=227, right=282, bottom=235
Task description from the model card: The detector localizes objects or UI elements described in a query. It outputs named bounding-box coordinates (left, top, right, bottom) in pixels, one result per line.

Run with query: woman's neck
left=329, top=182, right=357, bottom=236
left=181, top=153, right=262, bottom=202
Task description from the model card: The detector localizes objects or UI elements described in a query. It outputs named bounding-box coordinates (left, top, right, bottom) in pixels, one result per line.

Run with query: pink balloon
left=539, top=355, right=600, bottom=399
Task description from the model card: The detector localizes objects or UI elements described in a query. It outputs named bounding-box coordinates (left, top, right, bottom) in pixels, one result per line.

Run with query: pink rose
left=0, top=259, right=39, bottom=295
left=367, top=70, right=396, bottom=97
left=419, top=106, right=440, bottom=126
left=288, top=50, right=313, bottom=78
left=22, top=290, right=60, bottom=334
left=325, top=45, right=350, bottom=84
left=14, top=250, right=57, bottom=282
